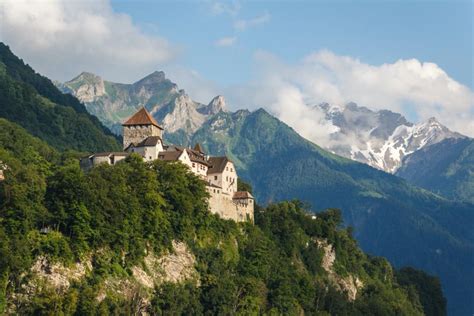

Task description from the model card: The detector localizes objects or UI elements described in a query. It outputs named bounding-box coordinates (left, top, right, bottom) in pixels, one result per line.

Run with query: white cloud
left=225, top=50, right=474, bottom=138
left=0, top=0, right=178, bottom=82
left=164, top=66, right=220, bottom=105
left=214, top=36, right=237, bottom=47
left=209, top=0, right=241, bottom=16
left=234, top=12, right=270, bottom=31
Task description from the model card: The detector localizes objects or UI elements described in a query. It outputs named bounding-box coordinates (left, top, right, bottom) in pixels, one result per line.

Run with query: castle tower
left=122, top=107, right=163, bottom=149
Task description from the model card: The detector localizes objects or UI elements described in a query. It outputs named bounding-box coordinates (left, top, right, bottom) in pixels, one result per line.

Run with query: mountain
left=0, top=118, right=444, bottom=315
left=185, top=109, right=473, bottom=315
left=396, top=138, right=474, bottom=204
left=0, top=43, right=120, bottom=152
left=314, top=102, right=465, bottom=173
left=59, top=71, right=226, bottom=137
left=60, top=72, right=466, bottom=175
left=60, top=69, right=473, bottom=314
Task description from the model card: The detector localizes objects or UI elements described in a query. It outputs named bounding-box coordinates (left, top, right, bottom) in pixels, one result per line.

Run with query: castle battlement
left=80, top=107, right=254, bottom=223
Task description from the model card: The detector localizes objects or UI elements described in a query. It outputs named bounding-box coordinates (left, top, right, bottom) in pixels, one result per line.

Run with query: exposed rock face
left=68, top=72, right=106, bottom=103
left=9, top=241, right=197, bottom=314
left=159, top=93, right=207, bottom=134
left=28, top=255, right=92, bottom=293
left=131, top=240, right=198, bottom=289
left=314, top=103, right=465, bottom=173
left=316, top=239, right=363, bottom=301
left=59, top=71, right=226, bottom=137
left=8, top=255, right=92, bottom=313
left=197, top=95, right=227, bottom=115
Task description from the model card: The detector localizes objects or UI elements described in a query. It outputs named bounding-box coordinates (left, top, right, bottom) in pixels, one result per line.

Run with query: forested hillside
left=187, top=109, right=474, bottom=315
left=397, top=137, right=474, bottom=204
left=0, top=43, right=120, bottom=152
left=0, top=118, right=445, bottom=315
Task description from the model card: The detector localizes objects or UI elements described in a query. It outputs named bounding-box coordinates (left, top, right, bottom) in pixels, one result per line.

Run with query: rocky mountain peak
left=313, top=101, right=467, bottom=173
left=197, top=95, right=227, bottom=115
left=69, top=72, right=102, bottom=84
left=65, top=72, right=105, bottom=102
left=134, top=71, right=167, bottom=86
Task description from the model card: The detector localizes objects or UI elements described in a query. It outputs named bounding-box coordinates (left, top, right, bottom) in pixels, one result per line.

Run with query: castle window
left=192, top=163, right=195, bottom=167
left=214, top=176, right=217, bottom=180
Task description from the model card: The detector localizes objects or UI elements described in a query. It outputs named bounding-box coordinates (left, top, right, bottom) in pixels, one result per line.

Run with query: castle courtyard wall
left=207, top=187, right=254, bottom=222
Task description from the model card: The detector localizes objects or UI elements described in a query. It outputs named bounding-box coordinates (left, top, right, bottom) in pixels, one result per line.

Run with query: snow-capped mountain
left=58, top=72, right=466, bottom=174
left=315, top=102, right=465, bottom=173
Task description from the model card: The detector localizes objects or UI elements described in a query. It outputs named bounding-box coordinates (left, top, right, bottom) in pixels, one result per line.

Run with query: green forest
left=0, top=118, right=446, bottom=315
left=0, top=43, right=120, bottom=152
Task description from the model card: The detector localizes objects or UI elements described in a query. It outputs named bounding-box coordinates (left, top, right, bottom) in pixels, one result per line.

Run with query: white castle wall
left=206, top=187, right=254, bottom=222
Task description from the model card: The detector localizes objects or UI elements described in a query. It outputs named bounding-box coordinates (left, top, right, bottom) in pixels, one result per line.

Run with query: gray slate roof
left=136, top=136, right=162, bottom=147
left=158, top=151, right=183, bottom=161
left=208, top=156, right=230, bottom=174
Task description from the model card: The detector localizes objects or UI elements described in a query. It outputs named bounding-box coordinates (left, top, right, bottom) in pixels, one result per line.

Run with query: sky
left=0, top=0, right=473, bottom=139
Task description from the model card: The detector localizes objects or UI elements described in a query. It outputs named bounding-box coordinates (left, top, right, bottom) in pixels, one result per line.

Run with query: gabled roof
left=233, top=191, right=254, bottom=199
left=158, top=150, right=183, bottom=161
left=207, top=156, right=231, bottom=174
left=122, top=107, right=163, bottom=129
left=165, top=145, right=210, bottom=166
left=136, top=136, right=162, bottom=147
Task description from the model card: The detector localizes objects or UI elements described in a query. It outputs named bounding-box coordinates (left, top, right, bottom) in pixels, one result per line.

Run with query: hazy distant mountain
left=58, top=71, right=226, bottom=136
left=315, top=102, right=465, bottom=173
left=396, top=137, right=474, bottom=204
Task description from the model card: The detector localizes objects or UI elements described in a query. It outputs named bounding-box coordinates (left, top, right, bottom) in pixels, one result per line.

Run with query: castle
left=80, top=107, right=254, bottom=222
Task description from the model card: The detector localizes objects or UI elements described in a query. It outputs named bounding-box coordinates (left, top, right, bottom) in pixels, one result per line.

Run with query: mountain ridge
left=0, top=43, right=120, bottom=152
left=59, top=71, right=225, bottom=137
left=59, top=71, right=467, bottom=175
left=313, top=102, right=466, bottom=173
left=59, top=70, right=473, bottom=315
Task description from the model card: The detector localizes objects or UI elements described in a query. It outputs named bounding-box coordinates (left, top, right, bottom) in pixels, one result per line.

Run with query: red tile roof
left=122, top=107, right=163, bottom=129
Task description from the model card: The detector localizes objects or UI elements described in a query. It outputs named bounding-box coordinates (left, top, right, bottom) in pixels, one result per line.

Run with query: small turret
left=194, top=143, right=204, bottom=154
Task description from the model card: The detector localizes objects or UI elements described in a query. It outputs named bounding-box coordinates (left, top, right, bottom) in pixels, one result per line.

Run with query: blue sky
left=112, top=0, right=472, bottom=87
left=1, top=0, right=473, bottom=136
